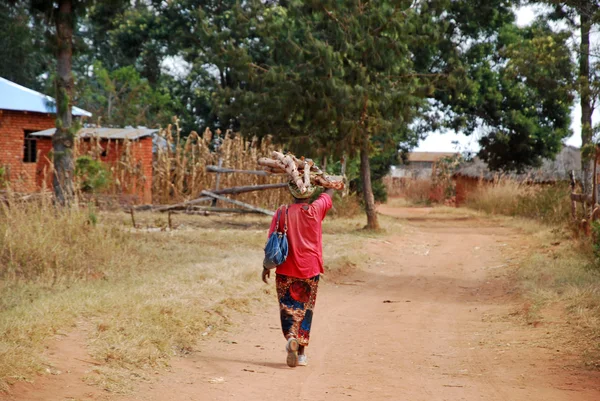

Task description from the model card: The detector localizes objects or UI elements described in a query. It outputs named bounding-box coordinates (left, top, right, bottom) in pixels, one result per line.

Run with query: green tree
left=525, top=1, right=600, bottom=197
left=214, top=0, right=432, bottom=229
left=7, top=0, right=98, bottom=204
left=434, top=20, right=575, bottom=171
left=0, top=1, right=50, bottom=90
left=412, top=1, right=575, bottom=172
left=75, top=62, right=173, bottom=127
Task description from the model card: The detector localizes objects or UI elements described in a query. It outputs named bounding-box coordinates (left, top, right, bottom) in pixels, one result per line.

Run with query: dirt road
left=9, top=206, right=600, bottom=400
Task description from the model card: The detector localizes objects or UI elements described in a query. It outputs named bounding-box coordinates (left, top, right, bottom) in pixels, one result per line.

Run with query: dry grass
left=515, top=228, right=600, bottom=368
left=0, top=201, right=139, bottom=284
left=464, top=179, right=572, bottom=226
left=0, top=202, right=370, bottom=393
left=384, top=178, right=434, bottom=204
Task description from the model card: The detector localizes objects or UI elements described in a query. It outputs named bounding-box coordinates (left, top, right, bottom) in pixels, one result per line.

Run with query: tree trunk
left=360, top=132, right=379, bottom=230
left=580, top=12, right=594, bottom=201
left=53, top=0, right=75, bottom=205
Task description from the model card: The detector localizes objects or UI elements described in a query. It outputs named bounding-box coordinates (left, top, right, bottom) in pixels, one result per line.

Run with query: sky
left=415, top=6, right=598, bottom=153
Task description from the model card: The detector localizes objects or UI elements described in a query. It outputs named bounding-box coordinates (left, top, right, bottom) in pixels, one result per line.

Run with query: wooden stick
left=134, top=183, right=287, bottom=212
left=303, top=160, right=311, bottom=189
left=258, top=158, right=286, bottom=171
left=571, top=193, right=593, bottom=204
left=200, top=190, right=274, bottom=216
left=153, top=197, right=213, bottom=212
left=314, top=175, right=345, bottom=190
left=570, top=170, right=577, bottom=220
left=211, top=182, right=287, bottom=195
left=170, top=207, right=264, bottom=214
left=129, top=207, right=137, bottom=228
left=593, top=148, right=598, bottom=213
left=206, top=165, right=273, bottom=176
left=272, top=151, right=305, bottom=193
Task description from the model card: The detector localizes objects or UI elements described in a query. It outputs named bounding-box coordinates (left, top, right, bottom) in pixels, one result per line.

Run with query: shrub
left=75, top=156, right=112, bottom=193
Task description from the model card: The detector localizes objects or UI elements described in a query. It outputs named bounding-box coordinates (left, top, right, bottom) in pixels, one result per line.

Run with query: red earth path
left=8, top=205, right=600, bottom=401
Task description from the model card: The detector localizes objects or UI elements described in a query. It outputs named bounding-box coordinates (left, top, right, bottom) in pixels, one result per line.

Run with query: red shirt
left=268, top=193, right=333, bottom=278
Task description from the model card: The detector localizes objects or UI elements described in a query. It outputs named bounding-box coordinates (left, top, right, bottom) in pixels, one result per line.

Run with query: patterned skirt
left=275, top=274, right=320, bottom=346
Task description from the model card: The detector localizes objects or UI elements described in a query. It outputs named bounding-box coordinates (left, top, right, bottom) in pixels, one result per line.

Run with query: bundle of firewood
left=258, top=151, right=345, bottom=194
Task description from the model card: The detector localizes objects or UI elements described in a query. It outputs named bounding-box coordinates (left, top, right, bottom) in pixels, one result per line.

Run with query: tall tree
left=416, top=1, right=575, bottom=172
left=526, top=1, right=600, bottom=194
left=214, top=0, right=430, bottom=229
left=52, top=0, right=77, bottom=204
left=18, top=0, right=95, bottom=204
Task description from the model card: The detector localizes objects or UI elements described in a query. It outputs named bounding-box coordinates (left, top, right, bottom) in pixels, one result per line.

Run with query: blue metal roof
left=0, top=76, right=91, bottom=117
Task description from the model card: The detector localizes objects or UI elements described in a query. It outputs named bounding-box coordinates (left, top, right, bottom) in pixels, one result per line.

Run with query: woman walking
left=262, top=182, right=335, bottom=367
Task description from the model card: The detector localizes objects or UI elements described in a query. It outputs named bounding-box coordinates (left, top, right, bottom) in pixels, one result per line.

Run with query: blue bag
left=263, top=206, right=289, bottom=269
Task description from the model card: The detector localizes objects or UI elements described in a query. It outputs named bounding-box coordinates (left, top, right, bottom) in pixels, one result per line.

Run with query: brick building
left=0, top=77, right=155, bottom=203
left=31, top=127, right=155, bottom=203
left=0, top=76, right=91, bottom=192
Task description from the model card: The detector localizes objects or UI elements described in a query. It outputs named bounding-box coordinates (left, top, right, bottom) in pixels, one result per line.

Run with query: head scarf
left=288, top=180, right=317, bottom=199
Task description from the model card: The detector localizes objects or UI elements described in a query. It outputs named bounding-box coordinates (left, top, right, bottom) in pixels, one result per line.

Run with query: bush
left=75, top=156, right=112, bottom=193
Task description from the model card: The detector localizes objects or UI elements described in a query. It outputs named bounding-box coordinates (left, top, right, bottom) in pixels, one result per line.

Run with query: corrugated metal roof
left=0, top=76, right=91, bottom=117
left=407, top=152, right=458, bottom=163
left=30, top=127, right=158, bottom=140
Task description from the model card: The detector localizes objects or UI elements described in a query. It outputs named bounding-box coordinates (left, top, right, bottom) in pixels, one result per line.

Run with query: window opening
left=23, top=130, right=37, bottom=163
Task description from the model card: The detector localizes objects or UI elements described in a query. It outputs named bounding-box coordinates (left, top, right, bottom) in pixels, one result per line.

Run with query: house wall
left=78, top=137, right=153, bottom=204
left=0, top=110, right=56, bottom=192
left=391, top=161, right=435, bottom=179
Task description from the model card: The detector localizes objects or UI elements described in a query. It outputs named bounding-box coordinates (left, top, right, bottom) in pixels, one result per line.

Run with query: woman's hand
left=262, top=267, right=271, bottom=284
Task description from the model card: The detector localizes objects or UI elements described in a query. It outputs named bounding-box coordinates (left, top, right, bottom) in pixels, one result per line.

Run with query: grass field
left=0, top=202, right=384, bottom=393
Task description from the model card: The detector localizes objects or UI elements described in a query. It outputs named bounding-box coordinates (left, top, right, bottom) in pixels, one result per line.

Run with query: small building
left=453, top=146, right=581, bottom=206
left=390, top=152, right=458, bottom=179
left=31, top=127, right=156, bottom=204
left=0, top=76, right=91, bottom=192
left=0, top=77, right=155, bottom=204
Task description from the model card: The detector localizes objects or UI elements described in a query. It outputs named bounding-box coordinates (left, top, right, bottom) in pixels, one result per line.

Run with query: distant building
left=453, top=146, right=581, bottom=206
left=390, top=152, right=458, bottom=179
left=0, top=77, right=155, bottom=203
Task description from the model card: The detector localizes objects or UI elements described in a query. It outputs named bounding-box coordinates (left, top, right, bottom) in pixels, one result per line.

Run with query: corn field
left=6, top=125, right=289, bottom=209
left=152, top=125, right=289, bottom=208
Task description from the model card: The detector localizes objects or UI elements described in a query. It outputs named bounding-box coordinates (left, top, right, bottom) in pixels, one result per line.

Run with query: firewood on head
left=313, top=175, right=345, bottom=190
left=259, top=152, right=344, bottom=191
left=303, top=161, right=311, bottom=189
left=258, top=157, right=286, bottom=171
left=283, top=154, right=306, bottom=193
